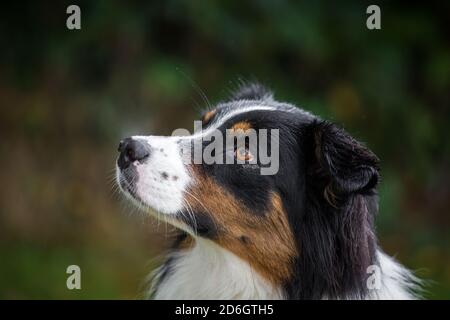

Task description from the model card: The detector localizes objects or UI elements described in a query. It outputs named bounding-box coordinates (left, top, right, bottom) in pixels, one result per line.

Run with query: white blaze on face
left=131, top=135, right=190, bottom=214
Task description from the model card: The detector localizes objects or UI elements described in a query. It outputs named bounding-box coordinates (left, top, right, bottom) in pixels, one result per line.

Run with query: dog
left=116, top=82, right=420, bottom=299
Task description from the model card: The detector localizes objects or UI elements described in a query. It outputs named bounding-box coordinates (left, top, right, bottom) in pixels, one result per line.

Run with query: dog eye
left=235, top=146, right=254, bottom=162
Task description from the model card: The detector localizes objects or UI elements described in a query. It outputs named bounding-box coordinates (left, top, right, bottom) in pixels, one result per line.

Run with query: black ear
left=291, top=120, right=380, bottom=299
left=308, top=121, right=380, bottom=202
left=228, top=82, right=273, bottom=101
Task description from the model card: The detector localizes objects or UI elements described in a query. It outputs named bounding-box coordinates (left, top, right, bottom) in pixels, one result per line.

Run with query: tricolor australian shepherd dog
left=116, top=83, right=420, bottom=299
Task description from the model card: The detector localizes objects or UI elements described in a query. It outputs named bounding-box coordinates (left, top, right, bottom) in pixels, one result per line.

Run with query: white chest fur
left=150, top=239, right=418, bottom=300
left=151, top=238, right=283, bottom=300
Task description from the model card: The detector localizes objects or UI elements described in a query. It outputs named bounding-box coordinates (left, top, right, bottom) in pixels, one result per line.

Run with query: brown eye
left=235, top=146, right=253, bottom=162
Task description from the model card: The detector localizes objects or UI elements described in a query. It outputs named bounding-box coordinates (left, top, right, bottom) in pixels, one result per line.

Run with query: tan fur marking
left=185, top=166, right=297, bottom=285
left=231, top=121, right=252, bottom=132
left=202, top=109, right=216, bottom=124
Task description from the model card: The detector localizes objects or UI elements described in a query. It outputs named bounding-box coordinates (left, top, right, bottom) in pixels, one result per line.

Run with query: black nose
left=117, top=138, right=150, bottom=169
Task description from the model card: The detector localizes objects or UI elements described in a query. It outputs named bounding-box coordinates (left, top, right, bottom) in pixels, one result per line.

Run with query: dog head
left=116, top=83, right=380, bottom=298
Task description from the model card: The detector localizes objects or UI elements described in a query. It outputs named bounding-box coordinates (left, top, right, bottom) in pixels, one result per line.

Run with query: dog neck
left=151, top=238, right=283, bottom=299
left=150, top=236, right=419, bottom=300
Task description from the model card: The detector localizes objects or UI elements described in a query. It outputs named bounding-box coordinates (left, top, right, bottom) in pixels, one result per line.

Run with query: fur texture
left=116, top=82, right=421, bottom=300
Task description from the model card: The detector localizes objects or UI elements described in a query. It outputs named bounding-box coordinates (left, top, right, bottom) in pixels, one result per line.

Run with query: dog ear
left=307, top=121, right=380, bottom=203
left=293, top=120, right=380, bottom=299
left=228, top=82, right=273, bottom=101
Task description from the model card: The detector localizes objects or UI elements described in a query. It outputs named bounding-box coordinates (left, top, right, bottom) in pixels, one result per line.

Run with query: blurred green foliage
left=0, top=1, right=449, bottom=299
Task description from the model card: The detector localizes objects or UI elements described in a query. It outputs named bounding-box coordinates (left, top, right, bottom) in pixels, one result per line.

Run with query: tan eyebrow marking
left=202, top=109, right=217, bottom=124
left=231, top=121, right=252, bottom=132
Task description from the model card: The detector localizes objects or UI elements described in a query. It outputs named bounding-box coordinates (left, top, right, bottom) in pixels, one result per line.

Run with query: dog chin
left=117, top=170, right=195, bottom=234
left=116, top=165, right=185, bottom=216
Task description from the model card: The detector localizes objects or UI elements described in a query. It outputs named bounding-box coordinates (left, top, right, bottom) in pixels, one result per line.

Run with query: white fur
left=131, top=135, right=190, bottom=214
left=366, top=251, right=420, bottom=300
left=151, top=238, right=283, bottom=300
left=151, top=245, right=419, bottom=300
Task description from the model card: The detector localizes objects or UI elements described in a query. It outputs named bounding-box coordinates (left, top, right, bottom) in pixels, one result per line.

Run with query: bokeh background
left=0, top=1, right=449, bottom=299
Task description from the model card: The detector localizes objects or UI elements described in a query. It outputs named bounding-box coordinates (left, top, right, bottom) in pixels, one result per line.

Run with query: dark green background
left=0, top=1, right=449, bottom=299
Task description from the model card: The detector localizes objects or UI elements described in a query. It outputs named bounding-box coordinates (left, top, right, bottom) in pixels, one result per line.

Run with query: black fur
left=166, top=83, right=382, bottom=299
left=205, top=84, right=380, bottom=298
left=229, top=82, right=273, bottom=101
left=180, top=210, right=219, bottom=238
left=284, top=120, right=379, bottom=299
